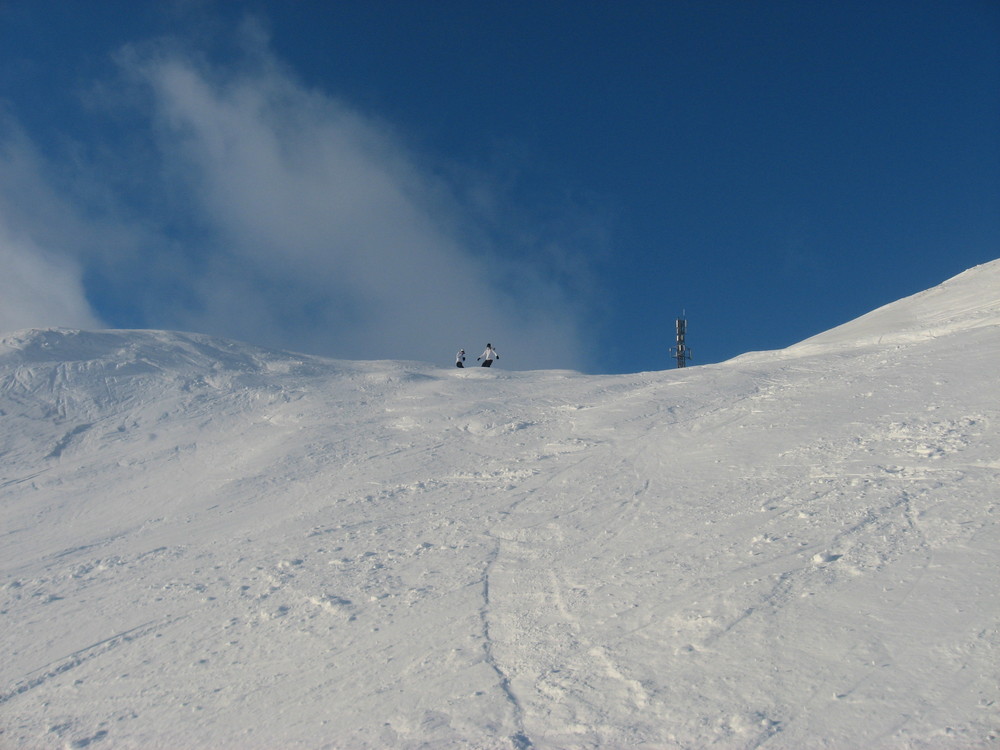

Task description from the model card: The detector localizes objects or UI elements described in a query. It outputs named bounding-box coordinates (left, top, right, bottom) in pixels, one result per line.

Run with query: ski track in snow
left=2, top=262, right=1000, bottom=748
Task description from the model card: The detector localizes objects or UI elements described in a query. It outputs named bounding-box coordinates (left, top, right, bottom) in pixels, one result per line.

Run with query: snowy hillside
left=2, top=262, right=999, bottom=749
left=788, top=260, right=1000, bottom=353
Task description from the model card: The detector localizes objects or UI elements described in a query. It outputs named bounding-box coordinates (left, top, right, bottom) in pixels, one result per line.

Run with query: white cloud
left=0, top=21, right=595, bottom=369
left=114, top=26, right=590, bottom=369
left=0, top=122, right=104, bottom=334
left=0, top=218, right=103, bottom=334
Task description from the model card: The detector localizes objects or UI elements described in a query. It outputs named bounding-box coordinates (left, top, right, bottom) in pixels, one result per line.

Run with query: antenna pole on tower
left=671, top=316, right=691, bottom=368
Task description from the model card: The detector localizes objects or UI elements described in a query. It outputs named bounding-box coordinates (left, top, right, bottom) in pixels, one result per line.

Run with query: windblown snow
left=2, top=261, right=999, bottom=749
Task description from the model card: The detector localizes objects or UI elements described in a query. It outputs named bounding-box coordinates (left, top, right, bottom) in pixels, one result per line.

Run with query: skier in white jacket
left=455, top=349, right=466, bottom=368
left=477, top=343, right=499, bottom=367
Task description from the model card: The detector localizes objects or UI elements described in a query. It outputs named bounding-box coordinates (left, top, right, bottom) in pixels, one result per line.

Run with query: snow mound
left=0, top=327, right=331, bottom=376
left=787, top=258, right=1000, bottom=354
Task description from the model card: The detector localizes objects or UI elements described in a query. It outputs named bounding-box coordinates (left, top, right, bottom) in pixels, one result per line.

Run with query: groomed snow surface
left=2, top=261, right=999, bottom=749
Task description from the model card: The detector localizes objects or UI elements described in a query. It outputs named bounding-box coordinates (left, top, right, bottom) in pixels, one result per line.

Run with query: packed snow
left=2, top=261, right=999, bottom=749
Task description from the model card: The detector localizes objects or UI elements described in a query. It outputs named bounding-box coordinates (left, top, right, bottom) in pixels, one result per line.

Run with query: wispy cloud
left=0, top=119, right=104, bottom=332
left=119, top=21, right=592, bottom=368
left=0, top=218, right=103, bottom=333
left=0, top=19, right=596, bottom=369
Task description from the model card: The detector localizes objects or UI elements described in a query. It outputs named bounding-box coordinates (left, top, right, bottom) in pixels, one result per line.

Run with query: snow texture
left=2, top=260, right=999, bottom=749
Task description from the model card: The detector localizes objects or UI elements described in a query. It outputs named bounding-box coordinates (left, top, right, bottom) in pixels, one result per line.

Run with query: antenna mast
left=671, top=316, right=691, bottom=368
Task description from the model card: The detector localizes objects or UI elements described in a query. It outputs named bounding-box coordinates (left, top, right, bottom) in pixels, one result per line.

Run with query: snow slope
left=2, top=261, right=999, bottom=749
left=788, top=260, right=1000, bottom=353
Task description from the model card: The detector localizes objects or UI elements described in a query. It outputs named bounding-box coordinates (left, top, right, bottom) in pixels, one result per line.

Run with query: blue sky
left=0, top=1, right=997, bottom=373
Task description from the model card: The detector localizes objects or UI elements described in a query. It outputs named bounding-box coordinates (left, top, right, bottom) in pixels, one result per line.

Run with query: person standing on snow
left=477, top=343, right=499, bottom=367
left=456, top=349, right=466, bottom=368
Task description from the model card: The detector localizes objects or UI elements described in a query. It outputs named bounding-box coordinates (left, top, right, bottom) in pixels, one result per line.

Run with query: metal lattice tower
left=671, top=317, right=691, bottom=368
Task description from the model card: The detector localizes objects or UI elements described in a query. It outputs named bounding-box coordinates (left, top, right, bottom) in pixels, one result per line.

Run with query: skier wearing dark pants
left=456, top=349, right=466, bottom=368
left=477, top=344, right=499, bottom=367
